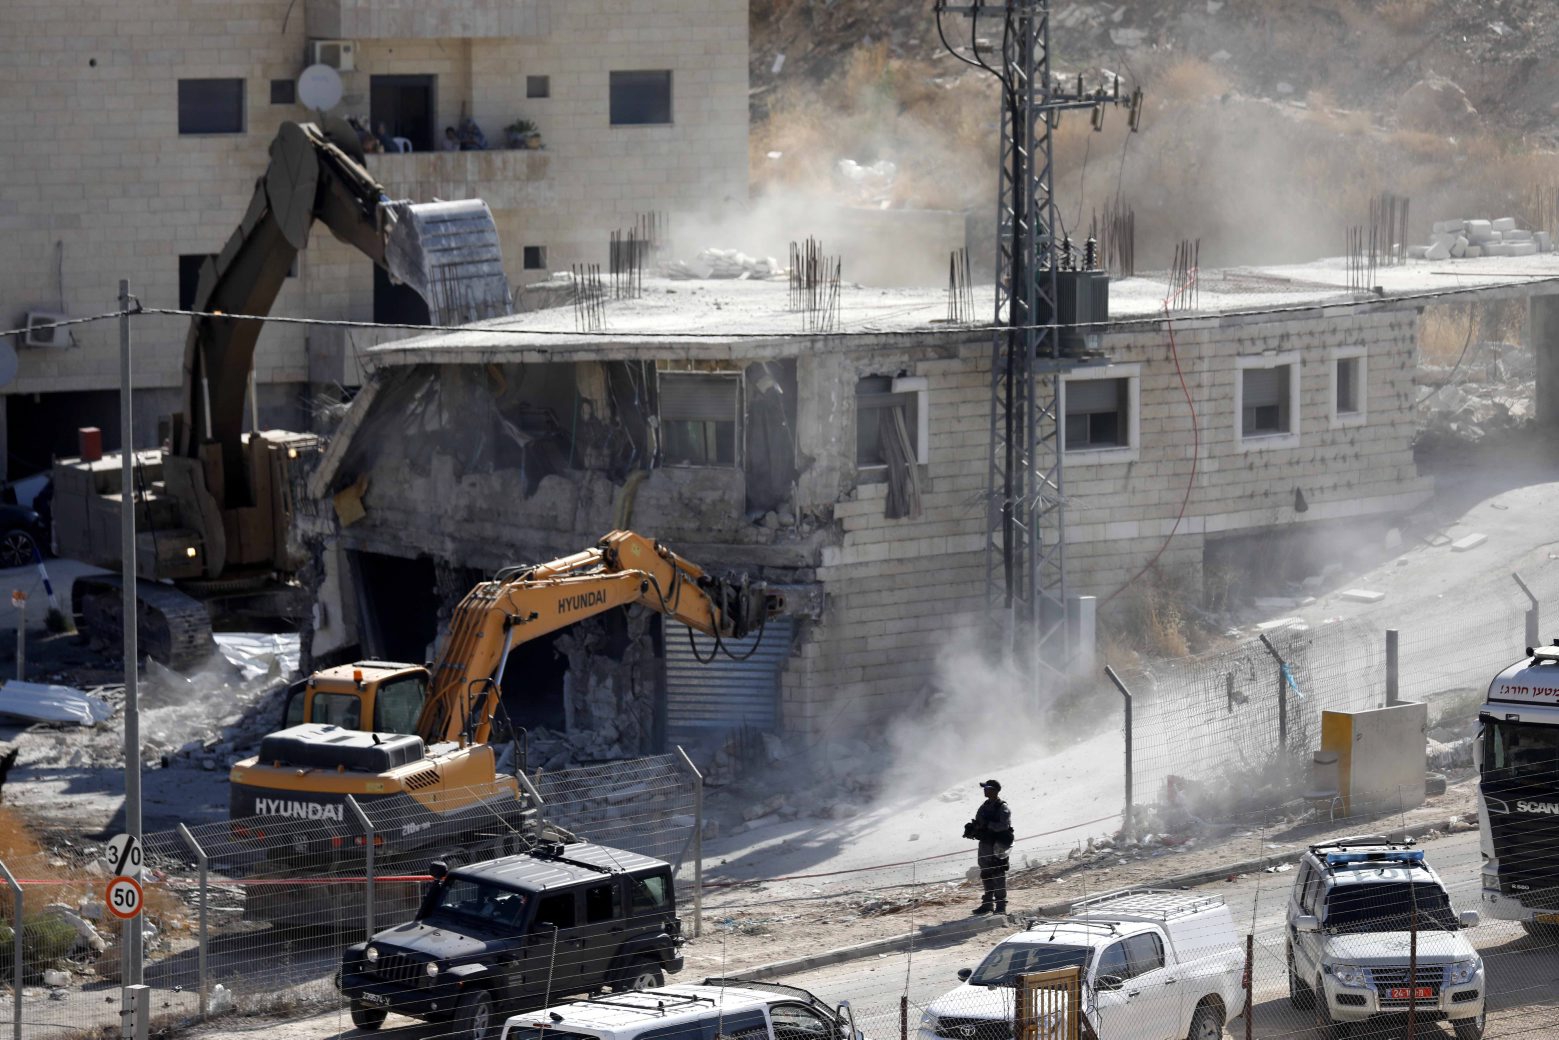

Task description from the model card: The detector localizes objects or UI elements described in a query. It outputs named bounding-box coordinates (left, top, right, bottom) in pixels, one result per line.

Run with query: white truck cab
left=919, top=890, right=1246, bottom=1040
left=1285, top=836, right=1484, bottom=1039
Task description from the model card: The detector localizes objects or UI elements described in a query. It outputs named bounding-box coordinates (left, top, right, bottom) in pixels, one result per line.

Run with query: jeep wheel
left=616, top=957, right=665, bottom=992
left=349, top=1001, right=387, bottom=1031
left=455, top=990, right=495, bottom=1040
left=1286, top=947, right=1313, bottom=1009
left=1186, top=1002, right=1222, bottom=1040
left=0, top=532, right=35, bottom=569
left=1454, top=1011, right=1486, bottom=1040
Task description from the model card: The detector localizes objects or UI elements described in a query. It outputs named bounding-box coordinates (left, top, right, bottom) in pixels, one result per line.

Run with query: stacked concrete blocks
left=1412, top=217, right=1552, bottom=261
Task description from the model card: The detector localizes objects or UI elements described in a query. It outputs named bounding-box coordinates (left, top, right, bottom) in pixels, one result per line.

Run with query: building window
left=523, top=246, right=547, bottom=271
left=856, top=376, right=928, bottom=467
left=1236, top=352, right=1301, bottom=449
left=1061, top=366, right=1140, bottom=463
left=178, top=254, right=215, bottom=310
left=659, top=372, right=740, bottom=466
left=178, top=78, right=245, bottom=134
left=610, top=70, right=673, bottom=126
left=1329, top=347, right=1367, bottom=427
left=269, top=79, right=296, bottom=105
left=527, top=75, right=551, bottom=99
left=1065, top=379, right=1127, bottom=449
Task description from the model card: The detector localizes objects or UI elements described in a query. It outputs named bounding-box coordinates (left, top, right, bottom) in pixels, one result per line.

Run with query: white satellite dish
left=0, top=341, right=17, bottom=388
left=298, top=64, right=344, bottom=112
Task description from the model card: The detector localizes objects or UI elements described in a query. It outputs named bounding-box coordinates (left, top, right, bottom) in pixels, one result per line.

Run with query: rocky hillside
left=749, top=0, right=1559, bottom=269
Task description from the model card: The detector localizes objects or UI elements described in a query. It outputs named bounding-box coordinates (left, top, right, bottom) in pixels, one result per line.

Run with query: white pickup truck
left=918, top=890, right=1246, bottom=1040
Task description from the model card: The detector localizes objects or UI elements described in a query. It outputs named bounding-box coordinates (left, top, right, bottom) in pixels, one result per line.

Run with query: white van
left=919, top=890, right=1247, bottom=1040
left=500, top=981, right=860, bottom=1040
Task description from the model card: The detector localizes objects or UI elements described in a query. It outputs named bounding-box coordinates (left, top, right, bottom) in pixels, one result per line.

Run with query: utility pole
left=118, top=280, right=143, bottom=995
left=934, top=0, right=1139, bottom=682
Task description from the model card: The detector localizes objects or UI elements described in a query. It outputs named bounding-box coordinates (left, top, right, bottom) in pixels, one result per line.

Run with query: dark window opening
left=534, top=893, right=576, bottom=930
left=527, top=75, right=551, bottom=99
left=178, top=253, right=216, bottom=310
left=1064, top=377, right=1129, bottom=450
left=178, top=78, right=245, bottom=134
left=855, top=376, right=920, bottom=467
left=610, top=70, right=673, bottom=126
left=584, top=882, right=619, bottom=924
left=370, top=74, right=436, bottom=152
left=1337, top=356, right=1361, bottom=414
left=373, top=265, right=431, bottom=326
left=498, top=632, right=567, bottom=732
left=1242, top=365, right=1292, bottom=437
left=270, top=79, right=296, bottom=105
left=523, top=245, right=547, bottom=270
left=659, top=372, right=739, bottom=466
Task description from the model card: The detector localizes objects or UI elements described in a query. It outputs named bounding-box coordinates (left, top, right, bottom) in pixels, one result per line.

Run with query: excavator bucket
left=384, top=199, right=513, bottom=325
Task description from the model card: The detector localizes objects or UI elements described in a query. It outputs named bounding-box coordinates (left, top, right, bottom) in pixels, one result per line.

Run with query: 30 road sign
left=105, top=876, right=143, bottom=920
left=106, top=834, right=142, bottom=879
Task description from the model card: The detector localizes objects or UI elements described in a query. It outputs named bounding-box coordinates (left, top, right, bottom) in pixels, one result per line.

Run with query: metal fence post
left=1104, top=668, right=1133, bottom=843
left=346, top=796, right=374, bottom=944
left=0, top=858, right=20, bottom=1040
left=1514, top=573, right=1539, bottom=649
left=176, top=824, right=209, bottom=1017
left=124, top=983, right=149, bottom=1040
left=516, top=769, right=546, bottom=837
left=673, top=746, right=703, bottom=939
left=1258, top=634, right=1288, bottom=750
left=1386, top=629, right=1399, bottom=707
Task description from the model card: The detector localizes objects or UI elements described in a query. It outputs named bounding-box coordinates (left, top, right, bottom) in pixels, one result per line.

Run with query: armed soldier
left=963, top=779, right=1014, bottom=915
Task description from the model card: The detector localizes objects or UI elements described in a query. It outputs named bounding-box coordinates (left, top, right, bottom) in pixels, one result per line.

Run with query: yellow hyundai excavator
left=230, top=530, right=782, bottom=926
left=52, top=118, right=511, bottom=667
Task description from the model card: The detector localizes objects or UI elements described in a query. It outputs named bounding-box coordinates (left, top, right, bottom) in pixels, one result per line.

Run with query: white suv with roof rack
left=499, top=980, right=861, bottom=1040
left=1286, top=835, right=1485, bottom=1039
left=918, top=889, right=1246, bottom=1040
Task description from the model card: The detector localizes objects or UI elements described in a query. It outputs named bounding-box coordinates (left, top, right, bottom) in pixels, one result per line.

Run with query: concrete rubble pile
left=1410, top=217, right=1553, bottom=261
left=665, top=248, right=782, bottom=280
left=1415, top=339, right=1535, bottom=449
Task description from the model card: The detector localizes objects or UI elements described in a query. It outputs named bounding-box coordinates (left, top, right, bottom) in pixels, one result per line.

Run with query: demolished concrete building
left=298, top=258, right=1559, bottom=757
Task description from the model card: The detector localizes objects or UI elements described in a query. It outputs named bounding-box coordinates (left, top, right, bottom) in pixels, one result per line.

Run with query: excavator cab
left=282, top=661, right=430, bottom=735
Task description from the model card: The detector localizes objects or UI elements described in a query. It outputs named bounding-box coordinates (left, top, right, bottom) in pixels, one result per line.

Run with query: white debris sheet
left=213, top=632, right=301, bottom=681
left=0, top=681, right=114, bottom=727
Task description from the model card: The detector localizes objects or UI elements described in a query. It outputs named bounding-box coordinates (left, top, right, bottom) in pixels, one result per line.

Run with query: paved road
left=773, top=830, right=1559, bottom=1039
left=207, top=830, right=1559, bottom=1040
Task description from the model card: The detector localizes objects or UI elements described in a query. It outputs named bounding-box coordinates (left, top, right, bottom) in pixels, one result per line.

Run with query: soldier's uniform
left=967, top=780, right=1013, bottom=914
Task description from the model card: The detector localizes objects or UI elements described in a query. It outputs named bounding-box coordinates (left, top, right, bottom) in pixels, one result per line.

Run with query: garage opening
left=351, top=551, right=439, bottom=661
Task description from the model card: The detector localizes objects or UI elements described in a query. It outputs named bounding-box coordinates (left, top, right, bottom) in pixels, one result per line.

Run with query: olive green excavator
left=52, top=118, right=512, bottom=666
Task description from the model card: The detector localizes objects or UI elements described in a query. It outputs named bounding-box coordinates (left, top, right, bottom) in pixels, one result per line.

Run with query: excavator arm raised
left=177, top=119, right=511, bottom=514
left=416, top=531, right=784, bottom=746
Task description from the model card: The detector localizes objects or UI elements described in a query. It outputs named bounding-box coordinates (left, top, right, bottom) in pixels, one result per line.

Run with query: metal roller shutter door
left=664, top=619, right=792, bottom=743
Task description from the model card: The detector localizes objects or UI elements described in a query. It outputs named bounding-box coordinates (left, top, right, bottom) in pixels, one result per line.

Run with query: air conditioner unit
left=21, top=310, right=70, bottom=349
left=309, top=39, right=356, bottom=72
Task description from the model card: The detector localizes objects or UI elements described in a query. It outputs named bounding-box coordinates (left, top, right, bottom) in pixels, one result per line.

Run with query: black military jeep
left=340, top=842, right=685, bottom=1040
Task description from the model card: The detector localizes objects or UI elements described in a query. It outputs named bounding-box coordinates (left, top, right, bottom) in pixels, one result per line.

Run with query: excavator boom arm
left=415, top=532, right=782, bottom=745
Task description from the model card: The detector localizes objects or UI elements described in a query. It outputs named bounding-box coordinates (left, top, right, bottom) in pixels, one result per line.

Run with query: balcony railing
left=365, top=150, right=552, bottom=210
left=307, top=0, right=551, bottom=39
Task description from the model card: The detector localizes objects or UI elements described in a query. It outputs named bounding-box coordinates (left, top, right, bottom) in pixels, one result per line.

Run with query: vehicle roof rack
left=1318, top=848, right=1428, bottom=873
left=566, top=991, right=718, bottom=1017
left=1022, top=917, right=1121, bottom=936
left=1069, top=888, right=1225, bottom=920
left=1307, top=834, right=1409, bottom=853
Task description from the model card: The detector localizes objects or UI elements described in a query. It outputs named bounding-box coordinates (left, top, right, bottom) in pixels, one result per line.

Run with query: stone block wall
left=0, top=0, right=748, bottom=419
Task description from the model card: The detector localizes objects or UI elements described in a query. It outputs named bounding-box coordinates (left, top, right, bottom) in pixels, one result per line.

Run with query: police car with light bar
left=1285, top=836, right=1484, bottom=1039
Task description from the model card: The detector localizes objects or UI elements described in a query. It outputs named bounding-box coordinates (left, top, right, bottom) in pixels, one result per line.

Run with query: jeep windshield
left=424, top=878, right=531, bottom=929
left=1322, top=882, right=1458, bottom=932
left=970, top=942, right=1093, bottom=986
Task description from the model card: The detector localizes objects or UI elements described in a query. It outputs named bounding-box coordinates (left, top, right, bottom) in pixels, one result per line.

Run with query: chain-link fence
left=0, top=753, right=697, bottom=1039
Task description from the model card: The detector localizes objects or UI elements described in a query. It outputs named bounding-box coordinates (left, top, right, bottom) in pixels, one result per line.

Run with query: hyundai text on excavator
left=229, top=530, right=782, bottom=927
left=51, top=118, right=511, bottom=667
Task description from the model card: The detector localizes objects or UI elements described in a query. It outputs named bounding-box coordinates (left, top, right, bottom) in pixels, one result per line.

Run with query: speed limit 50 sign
left=105, top=876, right=143, bottom=920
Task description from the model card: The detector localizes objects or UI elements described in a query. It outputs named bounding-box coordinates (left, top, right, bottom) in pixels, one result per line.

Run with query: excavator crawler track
left=74, top=575, right=215, bottom=671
